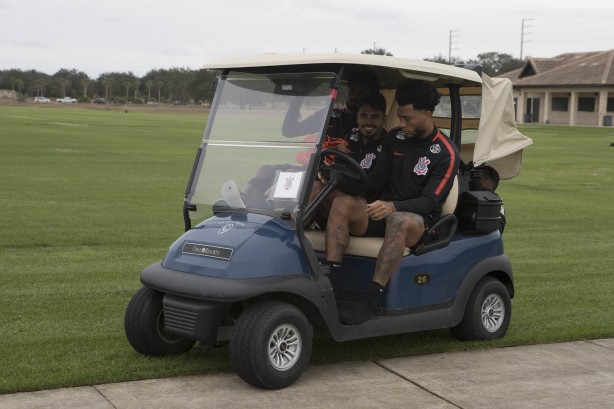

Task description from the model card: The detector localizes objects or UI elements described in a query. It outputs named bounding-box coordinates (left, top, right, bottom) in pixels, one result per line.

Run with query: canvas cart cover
left=474, top=74, right=533, bottom=179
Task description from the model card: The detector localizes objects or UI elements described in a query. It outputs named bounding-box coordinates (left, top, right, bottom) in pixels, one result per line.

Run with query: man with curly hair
left=323, top=79, right=460, bottom=325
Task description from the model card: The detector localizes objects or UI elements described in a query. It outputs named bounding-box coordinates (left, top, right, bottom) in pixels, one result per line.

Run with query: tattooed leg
left=372, top=212, right=424, bottom=286
left=325, top=194, right=368, bottom=263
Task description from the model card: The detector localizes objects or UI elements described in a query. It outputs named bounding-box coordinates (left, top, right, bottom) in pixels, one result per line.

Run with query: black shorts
left=362, top=213, right=438, bottom=243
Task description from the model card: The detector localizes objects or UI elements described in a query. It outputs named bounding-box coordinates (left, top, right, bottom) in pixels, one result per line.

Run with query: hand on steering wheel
left=319, top=149, right=367, bottom=195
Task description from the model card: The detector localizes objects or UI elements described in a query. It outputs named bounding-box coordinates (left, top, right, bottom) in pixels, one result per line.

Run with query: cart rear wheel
left=229, top=300, right=312, bottom=389
left=452, top=276, right=511, bottom=341
left=124, top=287, right=196, bottom=355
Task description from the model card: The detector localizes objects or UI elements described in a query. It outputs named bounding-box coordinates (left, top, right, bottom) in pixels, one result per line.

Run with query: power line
left=449, top=29, right=460, bottom=63
left=520, top=18, right=534, bottom=60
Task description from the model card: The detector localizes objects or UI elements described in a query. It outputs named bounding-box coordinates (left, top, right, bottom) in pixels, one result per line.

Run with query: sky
left=2, top=0, right=613, bottom=78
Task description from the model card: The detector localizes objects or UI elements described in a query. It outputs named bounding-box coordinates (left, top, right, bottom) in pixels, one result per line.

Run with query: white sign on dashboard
left=272, top=171, right=304, bottom=200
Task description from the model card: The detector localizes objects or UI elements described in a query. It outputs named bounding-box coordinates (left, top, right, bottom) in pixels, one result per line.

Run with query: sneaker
left=339, top=282, right=383, bottom=325
left=339, top=298, right=373, bottom=325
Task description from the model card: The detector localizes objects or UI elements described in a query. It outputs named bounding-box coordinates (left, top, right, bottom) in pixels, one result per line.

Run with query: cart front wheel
left=452, top=276, right=511, bottom=341
left=124, top=286, right=196, bottom=355
left=229, top=300, right=313, bottom=389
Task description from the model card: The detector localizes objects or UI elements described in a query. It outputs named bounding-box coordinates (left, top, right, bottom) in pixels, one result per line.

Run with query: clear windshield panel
left=459, top=95, right=481, bottom=145
left=187, top=72, right=337, bottom=223
left=433, top=92, right=452, bottom=137
left=434, top=90, right=482, bottom=145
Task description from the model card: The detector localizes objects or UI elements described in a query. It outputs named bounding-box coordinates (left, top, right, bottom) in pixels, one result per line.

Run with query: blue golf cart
left=124, top=53, right=532, bottom=389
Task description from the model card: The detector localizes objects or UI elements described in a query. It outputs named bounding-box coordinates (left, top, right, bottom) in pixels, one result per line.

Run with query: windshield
left=186, top=71, right=337, bottom=224
left=433, top=87, right=482, bottom=144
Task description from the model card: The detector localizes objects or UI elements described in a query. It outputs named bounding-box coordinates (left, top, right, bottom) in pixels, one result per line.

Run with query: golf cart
left=124, top=53, right=532, bottom=389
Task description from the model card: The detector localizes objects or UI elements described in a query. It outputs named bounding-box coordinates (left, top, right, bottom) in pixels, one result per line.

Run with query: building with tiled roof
left=499, top=50, right=614, bottom=126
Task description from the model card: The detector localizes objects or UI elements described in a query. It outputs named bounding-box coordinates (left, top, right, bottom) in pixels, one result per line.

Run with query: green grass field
left=1, top=104, right=614, bottom=393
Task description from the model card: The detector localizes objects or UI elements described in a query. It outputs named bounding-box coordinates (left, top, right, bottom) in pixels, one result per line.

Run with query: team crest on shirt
left=360, top=153, right=377, bottom=169
left=430, top=144, right=441, bottom=154
left=395, top=130, right=406, bottom=140
left=414, top=156, right=430, bottom=176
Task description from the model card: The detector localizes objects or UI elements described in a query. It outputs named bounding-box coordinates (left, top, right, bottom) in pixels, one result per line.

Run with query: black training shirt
left=344, top=128, right=385, bottom=173
left=365, top=127, right=459, bottom=218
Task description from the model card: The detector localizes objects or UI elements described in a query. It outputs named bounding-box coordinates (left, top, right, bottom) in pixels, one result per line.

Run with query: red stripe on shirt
left=433, top=130, right=457, bottom=196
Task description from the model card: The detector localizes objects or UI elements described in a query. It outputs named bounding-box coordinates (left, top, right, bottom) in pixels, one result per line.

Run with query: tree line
left=1, top=51, right=522, bottom=104
left=362, top=48, right=524, bottom=76
left=0, top=67, right=218, bottom=105
left=422, top=52, right=524, bottom=76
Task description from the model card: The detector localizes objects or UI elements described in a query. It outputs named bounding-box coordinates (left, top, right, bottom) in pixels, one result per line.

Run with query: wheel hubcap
left=268, top=324, right=302, bottom=371
left=481, top=293, right=505, bottom=332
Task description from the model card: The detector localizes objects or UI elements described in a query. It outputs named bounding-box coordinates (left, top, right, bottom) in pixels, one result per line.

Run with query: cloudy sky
left=2, top=0, right=613, bottom=78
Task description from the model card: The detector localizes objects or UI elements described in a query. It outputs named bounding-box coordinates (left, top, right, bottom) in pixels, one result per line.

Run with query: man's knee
left=385, top=212, right=424, bottom=238
left=329, top=195, right=369, bottom=235
left=331, top=194, right=361, bottom=214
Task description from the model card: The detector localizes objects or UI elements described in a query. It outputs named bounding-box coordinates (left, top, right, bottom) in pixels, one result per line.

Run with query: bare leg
left=372, top=212, right=425, bottom=286
left=341, top=211, right=426, bottom=325
left=303, top=179, right=345, bottom=227
left=325, top=194, right=369, bottom=263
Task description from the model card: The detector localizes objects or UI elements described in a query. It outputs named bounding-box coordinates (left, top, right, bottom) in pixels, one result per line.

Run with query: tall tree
left=124, top=81, right=132, bottom=99
left=467, top=52, right=524, bottom=76
left=58, top=78, right=70, bottom=97
left=35, top=78, right=46, bottom=96
left=361, top=47, right=393, bottom=56
left=189, top=69, right=217, bottom=104
left=15, top=78, right=25, bottom=93
left=156, top=80, right=163, bottom=102
left=9, top=76, right=20, bottom=92
left=52, top=69, right=87, bottom=98
left=424, top=54, right=463, bottom=65
left=101, top=76, right=113, bottom=100
left=80, top=77, right=89, bottom=97
left=145, top=80, right=154, bottom=100
left=133, top=79, right=140, bottom=99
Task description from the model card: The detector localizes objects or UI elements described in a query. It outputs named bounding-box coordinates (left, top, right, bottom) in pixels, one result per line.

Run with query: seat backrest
left=441, top=174, right=459, bottom=216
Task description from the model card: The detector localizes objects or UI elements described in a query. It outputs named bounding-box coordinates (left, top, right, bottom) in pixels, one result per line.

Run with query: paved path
left=2, top=339, right=614, bottom=409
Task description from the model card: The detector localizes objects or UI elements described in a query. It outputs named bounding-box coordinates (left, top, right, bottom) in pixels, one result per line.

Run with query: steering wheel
left=302, top=149, right=368, bottom=223
left=319, top=149, right=367, bottom=195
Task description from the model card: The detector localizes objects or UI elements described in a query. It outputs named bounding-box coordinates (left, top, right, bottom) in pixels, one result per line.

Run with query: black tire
left=229, top=300, right=313, bottom=389
left=124, top=287, right=196, bottom=355
left=452, top=276, right=511, bottom=341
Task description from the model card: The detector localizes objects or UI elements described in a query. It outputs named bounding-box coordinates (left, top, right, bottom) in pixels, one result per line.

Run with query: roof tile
left=499, top=50, right=614, bottom=87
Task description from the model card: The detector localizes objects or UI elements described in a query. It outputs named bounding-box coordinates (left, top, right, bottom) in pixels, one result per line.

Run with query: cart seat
left=304, top=230, right=401, bottom=258
left=303, top=175, right=458, bottom=258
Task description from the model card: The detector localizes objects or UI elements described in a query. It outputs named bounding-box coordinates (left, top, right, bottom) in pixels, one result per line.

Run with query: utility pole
left=449, top=30, right=460, bottom=64
left=520, top=18, right=533, bottom=60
